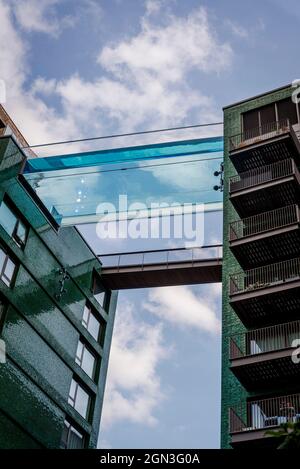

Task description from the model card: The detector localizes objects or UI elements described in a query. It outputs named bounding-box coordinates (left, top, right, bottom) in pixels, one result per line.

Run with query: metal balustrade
left=229, top=158, right=296, bottom=193
left=230, top=393, right=300, bottom=434
left=99, top=244, right=223, bottom=269
left=229, top=205, right=299, bottom=241
left=230, top=257, right=300, bottom=295
left=230, top=320, right=300, bottom=359
left=229, top=118, right=291, bottom=151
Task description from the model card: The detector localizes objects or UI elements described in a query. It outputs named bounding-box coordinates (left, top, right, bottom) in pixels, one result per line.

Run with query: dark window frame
left=82, top=302, right=106, bottom=346
left=242, top=98, right=300, bottom=133
left=0, top=246, right=18, bottom=288
left=68, top=377, right=92, bottom=421
left=60, top=419, right=86, bottom=449
left=75, top=338, right=98, bottom=380
left=92, top=270, right=110, bottom=312
left=0, top=195, right=29, bottom=249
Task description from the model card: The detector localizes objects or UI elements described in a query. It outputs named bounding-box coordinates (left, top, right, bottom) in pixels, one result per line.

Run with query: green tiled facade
left=221, top=84, right=295, bottom=448
left=0, top=136, right=117, bottom=448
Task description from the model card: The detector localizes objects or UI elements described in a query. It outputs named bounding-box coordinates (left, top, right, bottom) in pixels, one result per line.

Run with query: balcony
left=229, top=119, right=300, bottom=173
left=229, top=159, right=300, bottom=217
left=230, top=320, right=300, bottom=391
left=230, top=393, right=300, bottom=447
left=230, top=258, right=300, bottom=327
left=229, top=205, right=300, bottom=268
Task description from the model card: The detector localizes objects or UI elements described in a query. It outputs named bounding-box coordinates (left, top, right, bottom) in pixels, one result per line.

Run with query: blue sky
left=0, top=0, right=299, bottom=449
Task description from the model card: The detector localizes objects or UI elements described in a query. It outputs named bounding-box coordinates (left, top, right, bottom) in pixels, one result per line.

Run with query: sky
left=0, top=0, right=299, bottom=449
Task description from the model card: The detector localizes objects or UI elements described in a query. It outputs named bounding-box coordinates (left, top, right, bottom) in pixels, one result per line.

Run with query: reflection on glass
left=24, top=137, right=223, bottom=225
left=68, top=378, right=90, bottom=420
left=0, top=202, right=17, bottom=236
left=75, top=339, right=96, bottom=379
left=93, top=276, right=108, bottom=309
left=0, top=248, right=17, bottom=287
left=0, top=200, right=28, bottom=247
left=82, top=304, right=103, bottom=342
left=60, top=420, right=85, bottom=449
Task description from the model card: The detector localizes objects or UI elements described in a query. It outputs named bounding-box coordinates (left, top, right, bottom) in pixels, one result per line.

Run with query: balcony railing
left=230, top=257, right=300, bottom=295
left=230, top=393, right=300, bottom=434
left=99, top=244, right=223, bottom=268
left=229, top=158, right=297, bottom=193
left=229, top=118, right=291, bottom=151
left=229, top=204, right=299, bottom=241
left=230, top=319, right=300, bottom=359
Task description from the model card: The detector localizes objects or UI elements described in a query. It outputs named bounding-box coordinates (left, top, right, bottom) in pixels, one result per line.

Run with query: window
left=277, top=98, right=298, bottom=125
left=68, top=378, right=91, bottom=420
left=0, top=248, right=17, bottom=287
left=0, top=199, right=28, bottom=248
left=82, top=304, right=105, bottom=344
left=259, top=103, right=276, bottom=126
left=93, top=274, right=109, bottom=310
left=75, top=339, right=97, bottom=380
left=60, top=419, right=85, bottom=449
left=0, top=300, right=7, bottom=332
left=243, top=109, right=259, bottom=134
left=242, top=98, right=299, bottom=134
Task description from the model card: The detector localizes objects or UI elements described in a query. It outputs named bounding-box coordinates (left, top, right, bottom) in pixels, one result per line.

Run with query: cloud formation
left=0, top=1, right=232, bottom=149
left=100, top=302, right=170, bottom=430
left=11, top=0, right=75, bottom=37
left=144, top=284, right=221, bottom=334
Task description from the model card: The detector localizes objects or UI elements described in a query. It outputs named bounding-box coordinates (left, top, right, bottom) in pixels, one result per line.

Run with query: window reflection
left=0, top=248, right=17, bottom=287
left=0, top=199, right=28, bottom=248
left=75, top=339, right=97, bottom=380
left=68, top=378, right=91, bottom=420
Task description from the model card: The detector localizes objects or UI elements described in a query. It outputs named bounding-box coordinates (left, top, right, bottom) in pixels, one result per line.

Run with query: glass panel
left=16, top=220, right=27, bottom=243
left=0, top=249, right=5, bottom=271
left=93, top=277, right=107, bottom=308
left=81, top=346, right=96, bottom=379
left=75, top=341, right=84, bottom=366
left=60, top=421, right=70, bottom=448
left=74, top=384, right=90, bottom=419
left=68, top=427, right=84, bottom=449
left=3, top=257, right=16, bottom=286
left=88, top=313, right=100, bottom=342
left=0, top=202, right=17, bottom=237
left=23, top=137, right=223, bottom=225
left=68, top=378, right=77, bottom=403
left=94, top=290, right=106, bottom=308
left=82, top=305, right=90, bottom=327
left=61, top=420, right=84, bottom=449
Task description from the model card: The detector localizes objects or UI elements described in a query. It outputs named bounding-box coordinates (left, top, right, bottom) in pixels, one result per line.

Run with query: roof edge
left=223, top=83, right=292, bottom=110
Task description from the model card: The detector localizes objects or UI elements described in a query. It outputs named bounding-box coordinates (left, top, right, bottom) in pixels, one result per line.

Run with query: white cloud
left=225, top=19, right=249, bottom=39
left=11, top=0, right=75, bottom=37
left=99, top=7, right=232, bottom=82
left=145, top=0, right=163, bottom=16
left=0, top=1, right=232, bottom=150
left=100, top=302, right=170, bottom=430
left=144, top=285, right=221, bottom=334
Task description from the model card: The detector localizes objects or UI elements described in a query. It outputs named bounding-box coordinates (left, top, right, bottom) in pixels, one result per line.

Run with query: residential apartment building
left=0, top=110, right=117, bottom=448
left=221, top=84, right=300, bottom=447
